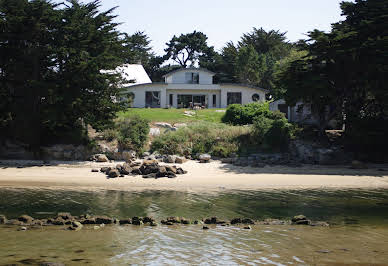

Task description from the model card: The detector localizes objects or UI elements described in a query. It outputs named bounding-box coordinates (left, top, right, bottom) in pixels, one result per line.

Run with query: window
left=145, top=91, right=160, bottom=108
left=227, top=92, right=242, bottom=105
left=212, top=95, right=216, bottom=107
left=185, top=72, right=199, bottom=84
left=169, top=94, right=173, bottom=106
left=252, top=94, right=260, bottom=102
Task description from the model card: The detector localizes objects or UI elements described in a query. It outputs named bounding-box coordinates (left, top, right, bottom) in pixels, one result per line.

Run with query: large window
left=227, top=92, right=242, bottom=105
left=145, top=91, right=160, bottom=108
left=185, top=72, right=199, bottom=84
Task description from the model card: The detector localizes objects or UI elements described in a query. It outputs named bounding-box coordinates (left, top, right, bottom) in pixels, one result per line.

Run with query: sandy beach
left=0, top=160, right=387, bottom=192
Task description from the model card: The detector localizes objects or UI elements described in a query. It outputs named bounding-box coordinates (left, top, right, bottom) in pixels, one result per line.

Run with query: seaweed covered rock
left=0, top=215, right=7, bottom=224
left=291, top=215, right=311, bottom=225
left=18, top=215, right=34, bottom=224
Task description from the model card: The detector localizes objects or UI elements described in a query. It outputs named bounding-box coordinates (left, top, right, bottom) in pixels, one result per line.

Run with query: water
left=1, top=188, right=388, bottom=265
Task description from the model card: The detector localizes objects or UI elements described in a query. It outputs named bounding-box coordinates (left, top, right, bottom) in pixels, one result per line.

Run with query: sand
left=0, top=160, right=387, bottom=192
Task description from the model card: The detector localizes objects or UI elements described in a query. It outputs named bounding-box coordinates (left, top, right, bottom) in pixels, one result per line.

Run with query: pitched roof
left=104, top=64, right=151, bottom=87
left=162, top=67, right=216, bottom=78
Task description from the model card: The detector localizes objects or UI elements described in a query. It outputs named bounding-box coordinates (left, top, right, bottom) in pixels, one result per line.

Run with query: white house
left=122, top=67, right=268, bottom=108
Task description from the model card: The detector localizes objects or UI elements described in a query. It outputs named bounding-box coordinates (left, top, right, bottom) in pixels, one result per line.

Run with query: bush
left=102, top=129, right=119, bottom=142
left=253, top=114, right=294, bottom=150
left=117, top=116, right=149, bottom=152
left=222, top=102, right=279, bottom=125
left=151, top=122, right=250, bottom=157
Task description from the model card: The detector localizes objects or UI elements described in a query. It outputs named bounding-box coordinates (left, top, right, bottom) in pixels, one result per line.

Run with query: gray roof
left=162, top=67, right=216, bottom=78
left=219, top=83, right=269, bottom=93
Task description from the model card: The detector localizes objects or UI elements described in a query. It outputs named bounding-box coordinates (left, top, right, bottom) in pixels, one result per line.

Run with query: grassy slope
left=118, top=108, right=225, bottom=124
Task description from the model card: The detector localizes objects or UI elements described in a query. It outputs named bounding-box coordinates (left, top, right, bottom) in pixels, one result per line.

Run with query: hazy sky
left=99, top=0, right=347, bottom=55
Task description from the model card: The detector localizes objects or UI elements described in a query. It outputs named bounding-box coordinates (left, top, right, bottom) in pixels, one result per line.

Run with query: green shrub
left=117, top=116, right=150, bottom=152
left=222, top=102, right=276, bottom=125
left=151, top=122, right=250, bottom=157
left=253, top=115, right=294, bottom=150
left=102, top=128, right=119, bottom=142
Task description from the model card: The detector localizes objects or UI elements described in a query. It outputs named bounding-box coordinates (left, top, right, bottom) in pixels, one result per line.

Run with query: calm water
left=1, top=188, right=388, bottom=265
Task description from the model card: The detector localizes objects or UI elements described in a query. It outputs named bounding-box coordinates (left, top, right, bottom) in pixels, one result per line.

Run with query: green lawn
left=117, top=108, right=226, bottom=124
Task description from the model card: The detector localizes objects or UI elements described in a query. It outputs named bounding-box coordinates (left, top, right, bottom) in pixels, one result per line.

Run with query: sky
left=98, top=0, right=347, bottom=55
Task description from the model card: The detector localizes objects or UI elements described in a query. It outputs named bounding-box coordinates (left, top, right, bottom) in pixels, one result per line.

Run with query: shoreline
left=0, top=160, right=388, bottom=192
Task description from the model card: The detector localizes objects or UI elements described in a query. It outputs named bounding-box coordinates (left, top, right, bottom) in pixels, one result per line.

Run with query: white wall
left=168, top=70, right=213, bottom=84
left=125, top=84, right=167, bottom=108
left=166, top=89, right=221, bottom=108
left=219, top=85, right=266, bottom=108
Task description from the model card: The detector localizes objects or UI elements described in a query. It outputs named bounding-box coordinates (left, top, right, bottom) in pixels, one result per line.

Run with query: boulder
left=174, top=123, right=187, bottom=129
left=95, top=216, right=114, bottom=224
left=230, top=218, right=242, bottom=224
left=166, top=172, right=177, bottom=178
left=156, top=166, right=167, bottom=178
left=71, top=221, right=83, bottom=229
left=204, top=217, right=225, bottom=225
left=57, top=212, right=72, bottom=220
left=291, top=215, right=311, bottom=225
left=107, top=169, right=120, bottom=178
left=175, top=156, right=187, bottom=164
left=18, top=215, right=34, bottom=224
left=199, top=154, right=211, bottom=163
left=242, top=218, right=254, bottom=224
left=176, top=168, right=187, bottom=175
left=119, top=164, right=132, bottom=175
left=0, top=215, right=7, bottom=224
left=165, top=165, right=177, bottom=174
left=100, top=167, right=110, bottom=173
left=80, top=218, right=96, bottom=225
left=95, top=154, right=109, bottom=162
left=132, top=217, right=143, bottom=225
left=142, top=173, right=157, bottom=179
left=149, top=128, right=161, bottom=136
left=142, top=152, right=151, bottom=158
left=131, top=166, right=142, bottom=175
left=166, top=155, right=176, bottom=163
left=122, top=150, right=137, bottom=162
left=91, top=169, right=99, bottom=173
left=119, top=219, right=131, bottom=225
left=52, top=218, right=65, bottom=225
left=243, top=226, right=252, bottom=230
left=155, top=122, right=173, bottom=129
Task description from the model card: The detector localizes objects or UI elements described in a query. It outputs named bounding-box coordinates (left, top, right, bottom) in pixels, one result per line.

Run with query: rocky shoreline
left=0, top=213, right=329, bottom=231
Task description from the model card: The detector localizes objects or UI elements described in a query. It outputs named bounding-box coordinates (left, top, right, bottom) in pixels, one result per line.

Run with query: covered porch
left=166, top=89, right=221, bottom=109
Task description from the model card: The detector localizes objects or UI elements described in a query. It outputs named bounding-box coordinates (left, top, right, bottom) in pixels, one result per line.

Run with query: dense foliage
left=151, top=122, right=251, bottom=158
left=276, top=0, right=388, bottom=158
left=222, top=102, right=284, bottom=125
left=0, top=0, right=125, bottom=152
left=117, top=116, right=150, bottom=153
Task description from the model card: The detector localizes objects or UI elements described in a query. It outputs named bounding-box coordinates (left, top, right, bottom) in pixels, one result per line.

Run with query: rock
left=165, top=165, right=177, bottom=174
left=230, top=218, right=242, bottom=224
left=202, top=226, right=209, bottom=230
left=175, top=156, right=187, bottom=164
left=95, top=154, right=109, bottom=162
left=19, top=226, right=28, bottom=231
left=242, top=218, right=254, bottom=224
left=150, top=221, right=158, bottom=226
left=18, top=215, right=34, bottom=224
left=132, top=217, right=143, bottom=225
left=131, top=166, right=142, bottom=175
left=176, top=168, right=187, bottom=175
left=166, top=172, right=177, bottom=178
left=0, top=215, right=7, bottom=224
left=140, top=161, right=159, bottom=175
left=165, top=155, right=176, bottom=163
left=80, top=218, right=96, bottom=225
left=155, top=122, right=173, bottom=129
left=180, top=218, right=191, bottom=224
left=149, top=128, right=161, bottom=136
left=243, top=226, right=251, bottom=230
left=142, top=152, right=151, bottom=158
left=52, top=218, right=65, bottom=225
left=93, top=226, right=100, bottom=230
left=311, top=221, right=330, bottom=227
left=122, top=150, right=137, bottom=162
left=142, top=173, right=157, bottom=179
left=100, top=167, right=110, bottom=173
left=71, top=221, right=83, bottom=230
left=91, top=169, right=99, bottom=173
left=204, top=217, right=226, bottom=225
left=57, top=212, right=72, bottom=220
left=95, top=216, right=114, bottom=224
left=119, top=219, right=132, bottom=225
left=291, top=215, right=311, bottom=225
left=156, top=166, right=167, bottom=178
left=107, top=168, right=120, bottom=178
left=199, top=154, right=211, bottom=163
left=120, top=164, right=132, bottom=175
left=351, top=160, right=368, bottom=169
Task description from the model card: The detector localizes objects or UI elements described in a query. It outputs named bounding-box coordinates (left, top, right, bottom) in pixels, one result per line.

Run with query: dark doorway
left=145, top=91, right=160, bottom=108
